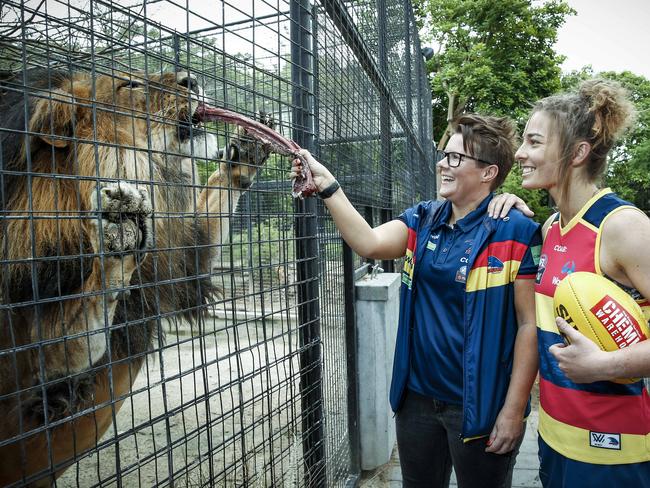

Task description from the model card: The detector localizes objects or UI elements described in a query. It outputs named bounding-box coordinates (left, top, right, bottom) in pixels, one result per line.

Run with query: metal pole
left=173, top=32, right=180, bottom=69
left=290, top=1, right=326, bottom=487
left=403, top=0, right=415, bottom=203
left=377, top=0, right=394, bottom=274
left=343, top=242, right=361, bottom=485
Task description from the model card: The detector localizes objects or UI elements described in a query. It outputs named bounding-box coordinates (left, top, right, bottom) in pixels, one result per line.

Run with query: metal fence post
left=290, top=1, right=326, bottom=487
left=403, top=1, right=415, bottom=203
left=377, top=0, right=394, bottom=274
left=343, top=241, right=361, bottom=485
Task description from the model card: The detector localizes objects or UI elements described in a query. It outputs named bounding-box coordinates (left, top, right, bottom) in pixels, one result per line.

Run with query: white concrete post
left=355, top=272, right=400, bottom=470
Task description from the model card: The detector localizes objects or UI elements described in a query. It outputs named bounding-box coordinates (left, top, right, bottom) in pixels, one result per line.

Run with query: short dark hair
left=451, top=114, right=517, bottom=191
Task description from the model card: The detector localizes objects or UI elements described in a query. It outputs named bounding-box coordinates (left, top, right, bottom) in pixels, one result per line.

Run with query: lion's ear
left=29, top=81, right=89, bottom=148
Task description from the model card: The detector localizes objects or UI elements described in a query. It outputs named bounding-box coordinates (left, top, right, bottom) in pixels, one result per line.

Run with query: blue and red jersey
left=392, top=194, right=541, bottom=439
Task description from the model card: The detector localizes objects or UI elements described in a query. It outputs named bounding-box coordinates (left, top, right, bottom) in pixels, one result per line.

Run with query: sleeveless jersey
left=535, top=188, right=650, bottom=464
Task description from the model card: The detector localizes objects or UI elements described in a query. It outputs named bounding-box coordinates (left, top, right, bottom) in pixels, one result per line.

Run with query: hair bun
left=579, top=78, right=636, bottom=144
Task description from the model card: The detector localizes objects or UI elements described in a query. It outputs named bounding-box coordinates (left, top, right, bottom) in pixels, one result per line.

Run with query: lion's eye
left=178, top=77, right=199, bottom=94
left=120, top=80, right=144, bottom=89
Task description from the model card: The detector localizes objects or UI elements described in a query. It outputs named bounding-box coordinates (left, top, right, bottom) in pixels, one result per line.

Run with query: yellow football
left=553, top=271, right=650, bottom=384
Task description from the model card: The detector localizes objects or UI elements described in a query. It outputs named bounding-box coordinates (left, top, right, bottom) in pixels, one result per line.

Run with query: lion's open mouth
left=177, top=105, right=207, bottom=144
left=190, top=109, right=203, bottom=127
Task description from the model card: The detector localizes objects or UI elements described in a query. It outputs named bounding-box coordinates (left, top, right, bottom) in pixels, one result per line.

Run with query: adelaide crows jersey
left=536, top=188, right=650, bottom=465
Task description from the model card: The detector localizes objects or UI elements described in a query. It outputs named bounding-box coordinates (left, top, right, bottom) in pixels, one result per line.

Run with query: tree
left=414, top=0, right=574, bottom=148
left=601, top=71, right=650, bottom=212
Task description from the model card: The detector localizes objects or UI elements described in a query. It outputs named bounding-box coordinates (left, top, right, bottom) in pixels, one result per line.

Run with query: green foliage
left=414, top=0, right=574, bottom=143
left=604, top=71, right=650, bottom=212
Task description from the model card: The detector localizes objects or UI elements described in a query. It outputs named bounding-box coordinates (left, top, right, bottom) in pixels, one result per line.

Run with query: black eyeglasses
left=434, top=150, right=493, bottom=168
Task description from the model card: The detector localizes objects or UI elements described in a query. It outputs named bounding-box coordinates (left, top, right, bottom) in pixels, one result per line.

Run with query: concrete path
left=360, top=395, right=542, bottom=487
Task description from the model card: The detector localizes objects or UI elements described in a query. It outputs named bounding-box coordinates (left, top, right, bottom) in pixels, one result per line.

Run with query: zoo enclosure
left=0, top=0, right=434, bottom=486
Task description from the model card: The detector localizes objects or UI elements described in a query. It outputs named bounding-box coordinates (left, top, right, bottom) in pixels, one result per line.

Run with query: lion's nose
left=178, top=76, right=200, bottom=95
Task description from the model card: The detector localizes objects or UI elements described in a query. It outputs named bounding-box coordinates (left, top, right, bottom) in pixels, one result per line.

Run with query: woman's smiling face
left=437, top=133, right=492, bottom=205
left=516, top=111, right=559, bottom=191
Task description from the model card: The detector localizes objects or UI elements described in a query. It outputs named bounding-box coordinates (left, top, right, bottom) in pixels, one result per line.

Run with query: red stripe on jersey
left=406, top=228, right=417, bottom=251
left=473, top=240, right=528, bottom=267
left=539, top=377, right=650, bottom=435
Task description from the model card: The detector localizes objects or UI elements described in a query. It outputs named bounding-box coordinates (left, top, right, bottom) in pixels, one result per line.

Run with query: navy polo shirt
left=400, top=196, right=491, bottom=405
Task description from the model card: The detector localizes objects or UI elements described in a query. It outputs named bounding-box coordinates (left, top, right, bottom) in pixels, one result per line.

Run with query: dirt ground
left=57, top=313, right=305, bottom=487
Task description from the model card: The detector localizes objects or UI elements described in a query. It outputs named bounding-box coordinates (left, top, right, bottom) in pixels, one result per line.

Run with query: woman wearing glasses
left=292, top=114, right=541, bottom=488
left=516, top=79, right=650, bottom=487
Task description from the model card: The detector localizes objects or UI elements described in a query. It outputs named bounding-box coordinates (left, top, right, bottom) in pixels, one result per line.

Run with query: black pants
left=395, top=390, right=523, bottom=488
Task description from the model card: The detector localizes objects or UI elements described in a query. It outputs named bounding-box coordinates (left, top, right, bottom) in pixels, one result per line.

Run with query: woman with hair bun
left=516, top=78, right=650, bottom=486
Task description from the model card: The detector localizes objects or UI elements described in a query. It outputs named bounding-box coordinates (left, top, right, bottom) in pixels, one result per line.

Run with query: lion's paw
left=94, top=182, right=153, bottom=253
left=256, top=110, right=276, bottom=131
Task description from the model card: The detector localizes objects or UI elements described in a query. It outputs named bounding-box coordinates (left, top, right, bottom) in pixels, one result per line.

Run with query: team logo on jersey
left=455, top=265, right=467, bottom=283
left=487, top=256, right=504, bottom=274
left=589, top=431, right=621, bottom=450
left=426, top=233, right=439, bottom=252
left=561, top=260, right=576, bottom=275
left=535, top=254, right=548, bottom=284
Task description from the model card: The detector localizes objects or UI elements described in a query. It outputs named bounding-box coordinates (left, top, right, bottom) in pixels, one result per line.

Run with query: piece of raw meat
left=195, top=103, right=317, bottom=198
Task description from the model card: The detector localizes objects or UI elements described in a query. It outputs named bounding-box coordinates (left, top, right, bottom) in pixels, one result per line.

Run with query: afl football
left=553, top=271, right=650, bottom=383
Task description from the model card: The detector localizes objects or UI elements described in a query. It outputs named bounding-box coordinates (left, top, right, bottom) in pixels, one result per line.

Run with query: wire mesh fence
left=0, top=1, right=433, bottom=486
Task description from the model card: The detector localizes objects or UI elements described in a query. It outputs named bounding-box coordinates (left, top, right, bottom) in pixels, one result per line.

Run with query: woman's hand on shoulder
left=488, top=193, right=534, bottom=219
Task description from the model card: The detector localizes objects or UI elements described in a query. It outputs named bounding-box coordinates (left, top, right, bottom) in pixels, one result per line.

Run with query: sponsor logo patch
left=401, top=229, right=416, bottom=289
left=455, top=265, right=467, bottom=283
left=590, top=431, right=621, bottom=450
left=536, top=254, right=547, bottom=284
left=590, top=295, right=647, bottom=347
left=531, top=244, right=541, bottom=265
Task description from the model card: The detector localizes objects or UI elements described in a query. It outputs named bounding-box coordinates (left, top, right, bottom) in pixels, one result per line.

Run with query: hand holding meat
left=290, top=149, right=337, bottom=195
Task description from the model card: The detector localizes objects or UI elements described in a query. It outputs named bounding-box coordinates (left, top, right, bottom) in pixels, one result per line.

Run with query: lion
left=0, top=68, right=274, bottom=486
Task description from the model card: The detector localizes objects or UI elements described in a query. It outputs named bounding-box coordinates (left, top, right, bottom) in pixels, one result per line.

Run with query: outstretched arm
left=291, top=150, right=408, bottom=260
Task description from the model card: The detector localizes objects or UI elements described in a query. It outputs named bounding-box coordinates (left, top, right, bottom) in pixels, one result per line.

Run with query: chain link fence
left=0, top=1, right=433, bottom=486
